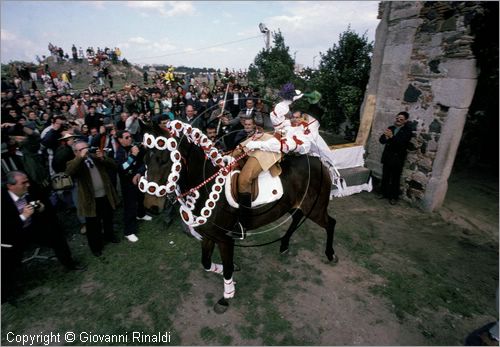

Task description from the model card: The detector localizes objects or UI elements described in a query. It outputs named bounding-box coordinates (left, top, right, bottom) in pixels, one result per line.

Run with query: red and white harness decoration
left=138, top=120, right=233, bottom=229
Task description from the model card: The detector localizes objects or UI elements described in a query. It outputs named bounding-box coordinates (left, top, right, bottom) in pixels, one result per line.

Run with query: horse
left=139, top=120, right=338, bottom=313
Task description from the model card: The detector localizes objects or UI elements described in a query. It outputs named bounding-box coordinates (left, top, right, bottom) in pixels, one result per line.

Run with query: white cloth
left=329, top=145, right=365, bottom=170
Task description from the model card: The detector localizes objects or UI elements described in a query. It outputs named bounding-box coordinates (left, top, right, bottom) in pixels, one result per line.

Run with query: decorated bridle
left=139, top=120, right=243, bottom=228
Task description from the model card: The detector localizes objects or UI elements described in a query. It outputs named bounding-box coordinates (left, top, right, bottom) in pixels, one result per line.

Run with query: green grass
left=330, top=199, right=498, bottom=342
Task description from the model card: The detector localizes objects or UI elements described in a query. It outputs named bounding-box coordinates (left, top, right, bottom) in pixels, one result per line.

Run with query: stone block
left=407, top=188, right=425, bottom=200
left=427, top=140, right=438, bottom=152
left=440, top=17, right=457, bottom=31
left=375, top=97, right=403, bottom=112
left=404, top=84, right=422, bottom=102
left=432, top=77, right=478, bottom=108
left=410, top=62, right=427, bottom=75
left=411, top=171, right=428, bottom=185
left=383, top=44, right=414, bottom=64
left=389, top=2, right=422, bottom=21
left=439, top=59, right=477, bottom=79
left=429, top=119, right=442, bottom=133
left=418, top=157, right=433, bottom=171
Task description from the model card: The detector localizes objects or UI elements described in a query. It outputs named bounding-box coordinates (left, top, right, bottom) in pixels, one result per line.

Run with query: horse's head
left=139, top=121, right=183, bottom=214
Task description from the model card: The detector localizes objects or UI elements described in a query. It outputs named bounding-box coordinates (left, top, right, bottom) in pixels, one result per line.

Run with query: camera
left=29, top=200, right=41, bottom=210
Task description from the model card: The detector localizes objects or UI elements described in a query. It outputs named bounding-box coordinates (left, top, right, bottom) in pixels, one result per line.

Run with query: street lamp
left=259, top=23, right=270, bottom=51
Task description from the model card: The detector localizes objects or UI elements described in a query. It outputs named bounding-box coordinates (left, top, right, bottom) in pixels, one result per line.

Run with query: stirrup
left=227, top=222, right=246, bottom=240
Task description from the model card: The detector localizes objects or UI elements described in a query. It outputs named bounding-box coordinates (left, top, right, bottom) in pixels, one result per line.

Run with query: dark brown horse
left=139, top=121, right=337, bottom=312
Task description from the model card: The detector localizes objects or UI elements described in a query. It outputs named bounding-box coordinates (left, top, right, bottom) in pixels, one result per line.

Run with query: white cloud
left=127, top=1, right=164, bottom=10
left=129, top=36, right=150, bottom=44
left=126, top=1, right=195, bottom=17
left=0, top=30, right=46, bottom=63
left=212, top=19, right=221, bottom=25
left=150, top=40, right=176, bottom=51
left=261, top=1, right=379, bottom=67
left=1, top=29, right=16, bottom=41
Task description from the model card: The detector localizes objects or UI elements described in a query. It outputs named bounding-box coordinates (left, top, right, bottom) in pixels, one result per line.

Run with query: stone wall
left=363, top=1, right=481, bottom=211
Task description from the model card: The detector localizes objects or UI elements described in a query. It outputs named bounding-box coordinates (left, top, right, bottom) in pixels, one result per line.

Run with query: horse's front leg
left=214, top=240, right=235, bottom=314
left=202, top=238, right=223, bottom=274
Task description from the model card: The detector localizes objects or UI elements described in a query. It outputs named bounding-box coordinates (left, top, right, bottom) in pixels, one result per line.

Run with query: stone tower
left=360, top=2, right=484, bottom=211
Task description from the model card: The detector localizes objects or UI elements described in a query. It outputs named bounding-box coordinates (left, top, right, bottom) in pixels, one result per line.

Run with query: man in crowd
left=233, top=118, right=256, bottom=148
left=66, top=141, right=120, bottom=258
left=378, top=111, right=413, bottom=205
left=115, top=130, right=152, bottom=243
left=2, top=171, right=85, bottom=302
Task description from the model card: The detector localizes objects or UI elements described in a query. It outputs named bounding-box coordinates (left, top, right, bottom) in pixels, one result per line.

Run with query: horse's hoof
left=280, top=246, right=289, bottom=254
left=233, top=263, right=241, bottom=272
left=327, top=253, right=339, bottom=263
left=214, top=298, right=229, bottom=314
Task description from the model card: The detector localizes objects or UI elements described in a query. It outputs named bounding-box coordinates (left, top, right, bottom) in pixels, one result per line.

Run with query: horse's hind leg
left=309, top=210, right=338, bottom=262
left=325, top=215, right=338, bottom=263
left=280, top=209, right=304, bottom=254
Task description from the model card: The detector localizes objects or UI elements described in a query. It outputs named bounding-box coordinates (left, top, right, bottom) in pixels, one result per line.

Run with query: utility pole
left=259, top=23, right=270, bottom=51
left=313, top=55, right=317, bottom=69
left=293, top=51, right=297, bottom=62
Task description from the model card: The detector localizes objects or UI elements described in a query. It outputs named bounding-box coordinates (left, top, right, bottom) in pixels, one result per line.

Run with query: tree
left=248, top=30, right=297, bottom=100
left=311, top=26, right=373, bottom=134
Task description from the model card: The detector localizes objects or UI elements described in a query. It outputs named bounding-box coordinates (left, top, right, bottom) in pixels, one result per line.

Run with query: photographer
left=90, top=125, right=119, bottom=190
left=2, top=170, right=85, bottom=302
left=66, top=141, right=120, bottom=258
left=115, top=130, right=152, bottom=243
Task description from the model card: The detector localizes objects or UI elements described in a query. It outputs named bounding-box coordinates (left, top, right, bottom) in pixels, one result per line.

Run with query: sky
left=1, top=1, right=380, bottom=70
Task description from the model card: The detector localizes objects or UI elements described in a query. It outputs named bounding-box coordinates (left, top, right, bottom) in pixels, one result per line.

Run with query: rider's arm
left=245, top=138, right=281, bottom=153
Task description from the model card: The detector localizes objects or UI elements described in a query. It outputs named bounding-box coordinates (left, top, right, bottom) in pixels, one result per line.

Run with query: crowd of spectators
left=0, top=57, right=273, bottom=302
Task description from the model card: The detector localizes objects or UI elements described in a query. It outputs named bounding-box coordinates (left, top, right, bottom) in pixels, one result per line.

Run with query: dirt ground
left=172, top=168, right=498, bottom=345
left=2, top=168, right=497, bottom=346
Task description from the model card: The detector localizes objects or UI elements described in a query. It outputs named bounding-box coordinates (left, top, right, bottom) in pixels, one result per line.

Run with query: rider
left=229, top=84, right=343, bottom=239
left=228, top=84, right=310, bottom=239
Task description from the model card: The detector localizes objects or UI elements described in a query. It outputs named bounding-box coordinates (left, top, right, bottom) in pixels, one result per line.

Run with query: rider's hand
left=245, top=141, right=261, bottom=151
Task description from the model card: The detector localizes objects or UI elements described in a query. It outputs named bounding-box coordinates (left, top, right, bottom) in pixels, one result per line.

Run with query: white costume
left=245, top=90, right=346, bottom=196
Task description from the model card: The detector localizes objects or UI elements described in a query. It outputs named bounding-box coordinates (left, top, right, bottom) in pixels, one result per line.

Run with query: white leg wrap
left=205, top=263, right=223, bottom=275
left=223, top=277, right=235, bottom=299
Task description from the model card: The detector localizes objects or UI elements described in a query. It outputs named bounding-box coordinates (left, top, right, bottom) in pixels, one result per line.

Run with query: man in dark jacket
left=2, top=171, right=85, bottom=302
left=378, top=111, right=413, bottom=205
left=66, top=141, right=120, bottom=257
left=114, top=130, right=152, bottom=243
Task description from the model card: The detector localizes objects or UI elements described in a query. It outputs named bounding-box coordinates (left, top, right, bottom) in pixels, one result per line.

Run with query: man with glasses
left=66, top=141, right=120, bottom=258
left=115, top=130, right=152, bottom=243
left=378, top=111, right=413, bottom=205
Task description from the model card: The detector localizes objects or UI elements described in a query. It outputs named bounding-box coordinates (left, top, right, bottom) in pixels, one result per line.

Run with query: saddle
left=225, top=166, right=283, bottom=208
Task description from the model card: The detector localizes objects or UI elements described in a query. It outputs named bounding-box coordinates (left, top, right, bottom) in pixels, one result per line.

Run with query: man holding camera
left=66, top=141, right=120, bottom=258
left=2, top=170, right=85, bottom=302
left=115, top=130, right=152, bottom=243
